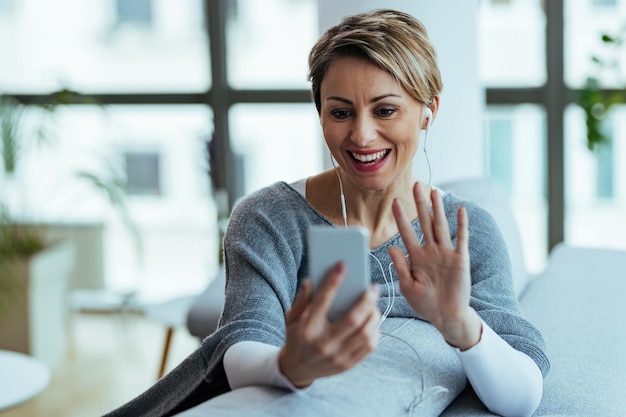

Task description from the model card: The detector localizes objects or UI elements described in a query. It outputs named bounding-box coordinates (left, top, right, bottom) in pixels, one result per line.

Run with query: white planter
left=0, top=239, right=75, bottom=370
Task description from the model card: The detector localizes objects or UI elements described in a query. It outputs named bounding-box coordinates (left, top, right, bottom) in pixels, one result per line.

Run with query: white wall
left=317, top=0, right=485, bottom=184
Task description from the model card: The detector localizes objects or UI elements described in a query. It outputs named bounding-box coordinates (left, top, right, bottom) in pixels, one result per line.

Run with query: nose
left=350, top=114, right=377, bottom=146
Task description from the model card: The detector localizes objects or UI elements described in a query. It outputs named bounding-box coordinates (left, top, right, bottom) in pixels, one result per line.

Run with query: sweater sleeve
left=213, top=183, right=314, bottom=358
left=223, top=341, right=300, bottom=391
left=455, top=321, right=543, bottom=417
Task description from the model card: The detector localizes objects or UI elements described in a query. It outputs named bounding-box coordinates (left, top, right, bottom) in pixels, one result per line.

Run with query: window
left=2, top=0, right=217, bottom=298
left=486, top=116, right=514, bottom=193
left=597, top=139, right=614, bottom=199
left=562, top=0, right=626, bottom=252
left=478, top=0, right=546, bottom=87
left=0, top=0, right=14, bottom=14
left=116, top=0, right=153, bottom=26
left=226, top=0, right=317, bottom=89
left=485, top=105, right=547, bottom=272
left=7, top=0, right=625, bottom=299
left=0, top=0, right=210, bottom=93
left=564, top=104, right=625, bottom=251
left=10, top=103, right=216, bottom=298
left=125, top=152, right=161, bottom=196
left=229, top=103, right=322, bottom=196
left=564, top=0, right=626, bottom=88
left=481, top=0, right=626, bottom=258
left=592, top=0, right=618, bottom=7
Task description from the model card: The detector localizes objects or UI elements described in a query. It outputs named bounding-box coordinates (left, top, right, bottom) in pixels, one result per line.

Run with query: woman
left=105, top=9, right=549, bottom=417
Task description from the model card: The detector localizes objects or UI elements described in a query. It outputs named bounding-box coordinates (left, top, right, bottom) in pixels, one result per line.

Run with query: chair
left=142, top=267, right=226, bottom=380
left=142, top=295, right=196, bottom=380
left=185, top=266, right=226, bottom=340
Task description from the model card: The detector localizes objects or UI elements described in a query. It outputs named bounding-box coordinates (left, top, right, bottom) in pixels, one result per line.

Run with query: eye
left=376, top=107, right=397, bottom=117
left=330, top=109, right=352, bottom=120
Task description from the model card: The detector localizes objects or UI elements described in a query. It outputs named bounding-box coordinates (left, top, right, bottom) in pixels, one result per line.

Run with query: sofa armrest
left=442, top=244, right=626, bottom=416
left=519, top=244, right=626, bottom=416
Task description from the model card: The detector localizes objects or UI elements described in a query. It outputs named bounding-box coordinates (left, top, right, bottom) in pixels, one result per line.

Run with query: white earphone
left=423, top=107, right=433, bottom=131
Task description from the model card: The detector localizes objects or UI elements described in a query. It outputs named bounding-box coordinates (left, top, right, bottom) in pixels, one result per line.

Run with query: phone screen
left=308, top=225, right=371, bottom=322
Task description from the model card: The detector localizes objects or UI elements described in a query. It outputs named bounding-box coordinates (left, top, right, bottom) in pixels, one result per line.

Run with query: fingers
left=304, top=261, right=376, bottom=335
left=389, top=245, right=411, bottom=278
left=394, top=182, right=453, bottom=259
left=431, top=188, right=452, bottom=246
left=413, top=182, right=434, bottom=245
left=334, top=290, right=381, bottom=364
left=411, top=182, right=454, bottom=247
left=392, top=198, right=422, bottom=254
left=302, top=281, right=379, bottom=371
left=456, top=205, right=469, bottom=256
left=284, top=265, right=379, bottom=383
left=341, top=306, right=381, bottom=364
left=288, top=263, right=344, bottom=328
left=334, top=285, right=380, bottom=337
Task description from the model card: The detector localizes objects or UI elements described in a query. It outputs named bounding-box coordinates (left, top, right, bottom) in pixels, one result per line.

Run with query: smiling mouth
left=350, top=150, right=390, bottom=165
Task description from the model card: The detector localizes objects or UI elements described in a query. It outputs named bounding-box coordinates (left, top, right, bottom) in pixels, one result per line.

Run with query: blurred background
left=0, top=0, right=624, bottom=416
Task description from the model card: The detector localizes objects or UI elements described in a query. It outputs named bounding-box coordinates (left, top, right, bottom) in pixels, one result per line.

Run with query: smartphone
left=308, top=225, right=371, bottom=322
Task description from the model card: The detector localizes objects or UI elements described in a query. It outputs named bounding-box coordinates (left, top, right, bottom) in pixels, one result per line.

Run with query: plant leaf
left=601, top=34, right=616, bottom=43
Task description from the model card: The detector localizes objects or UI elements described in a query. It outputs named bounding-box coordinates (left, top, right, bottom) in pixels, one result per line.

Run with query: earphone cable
left=330, top=155, right=348, bottom=228
left=331, top=150, right=445, bottom=414
left=378, top=330, right=449, bottom=414
left=423, top=128, right=432, bottom=191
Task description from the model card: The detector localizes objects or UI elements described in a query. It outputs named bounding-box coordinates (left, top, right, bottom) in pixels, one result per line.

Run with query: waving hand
left=388, top=182, right=482, bottom=350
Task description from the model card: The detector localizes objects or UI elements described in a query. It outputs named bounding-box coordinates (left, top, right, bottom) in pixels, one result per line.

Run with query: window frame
left=11, top=0, right=609, bottom=255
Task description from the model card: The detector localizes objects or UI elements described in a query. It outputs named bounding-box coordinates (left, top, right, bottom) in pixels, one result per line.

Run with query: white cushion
left=439, top=177, right=529, bottom=299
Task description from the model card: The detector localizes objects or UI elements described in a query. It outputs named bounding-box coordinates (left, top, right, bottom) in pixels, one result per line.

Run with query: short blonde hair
left=308, top=9, right=443, bottom=113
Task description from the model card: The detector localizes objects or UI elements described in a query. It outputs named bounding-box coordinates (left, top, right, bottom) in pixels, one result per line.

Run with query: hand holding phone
left=308, top=225, right=371, bottom=322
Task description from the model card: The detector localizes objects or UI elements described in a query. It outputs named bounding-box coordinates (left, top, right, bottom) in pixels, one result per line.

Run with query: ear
left=421, top=96, right=440, bottom=131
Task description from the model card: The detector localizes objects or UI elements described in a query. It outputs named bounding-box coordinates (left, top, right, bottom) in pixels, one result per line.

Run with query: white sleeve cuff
left=453, top=321, right=543, bottom=417
left=223, top=341, right=300, bottom=391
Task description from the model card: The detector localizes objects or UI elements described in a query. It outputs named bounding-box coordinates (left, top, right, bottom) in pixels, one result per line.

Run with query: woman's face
left=319, top=56, right=431, bottom=192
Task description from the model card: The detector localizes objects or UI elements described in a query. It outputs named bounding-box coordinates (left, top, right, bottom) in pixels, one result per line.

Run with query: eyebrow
left=326, top=93, right=402, bottom=105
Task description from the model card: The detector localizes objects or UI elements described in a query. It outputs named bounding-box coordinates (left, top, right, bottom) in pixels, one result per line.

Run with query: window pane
left=564, top=0, right=626, bottom=88
left=0, top=0, right=14, bottom=13
left=116, top=0, right=153, bottom=25
left=478, top=0, right=546, bottom=87
left=484, top=105, right=547, bottom=273
left=226, top=0, right=317, bottom=89
left=565, top=104, right=626, bottom=250
left=230, top=104, right=322, bottom=196
left=5, top=103, right=218, bottom=299
left=593, top=0, right=618, bottom=6
left=124, top=151, right=162, bottom=196
left=0, top=0, right=210, bottom=93
left=103, top=105, right=217, bottom=299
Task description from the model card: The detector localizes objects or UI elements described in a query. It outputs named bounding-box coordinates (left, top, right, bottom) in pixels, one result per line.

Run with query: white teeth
left=351, top=150, right=388, bottom=163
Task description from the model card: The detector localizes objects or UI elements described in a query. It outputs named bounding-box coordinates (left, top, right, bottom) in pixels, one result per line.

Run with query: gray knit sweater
left=104, top=181, right=549, bottom=417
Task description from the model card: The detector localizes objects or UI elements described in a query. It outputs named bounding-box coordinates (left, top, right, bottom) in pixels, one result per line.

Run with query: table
left=0, top=350, right=50, bottom=411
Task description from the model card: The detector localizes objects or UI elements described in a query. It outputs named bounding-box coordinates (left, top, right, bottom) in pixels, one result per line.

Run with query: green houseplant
left=576, top=26, right=626, bottom=151
left=0, top=90, right=139, bottom=257
left=0, top=90, right=140, bottom=367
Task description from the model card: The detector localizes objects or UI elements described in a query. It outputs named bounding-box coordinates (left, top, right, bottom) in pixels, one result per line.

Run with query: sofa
left=186, top=177, right=626, bottom=416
